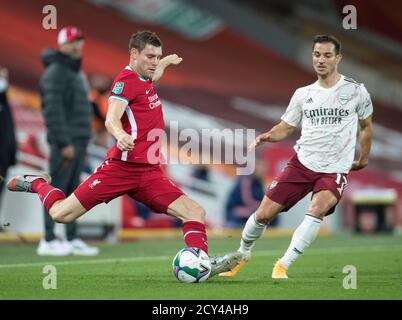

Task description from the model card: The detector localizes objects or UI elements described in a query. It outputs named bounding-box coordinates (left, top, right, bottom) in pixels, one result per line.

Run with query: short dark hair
left=128, top=30, right=162, bottom=53
left=312, top=35, right=341, bottom=55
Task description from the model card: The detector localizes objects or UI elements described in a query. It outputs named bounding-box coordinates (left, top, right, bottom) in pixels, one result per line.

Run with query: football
left=172, top=247, right=211, bottom=283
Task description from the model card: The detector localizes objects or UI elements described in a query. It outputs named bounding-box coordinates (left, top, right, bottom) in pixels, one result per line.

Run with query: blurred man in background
left=38, top=26, right=99, bottom=256
left=89, top=74, right=112, bottom=149
left=0, top=67, right=17, bottom=217
left=221, top=35, right=373, bottom=278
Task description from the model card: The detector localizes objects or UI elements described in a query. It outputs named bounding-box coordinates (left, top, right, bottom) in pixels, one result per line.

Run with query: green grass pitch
left=0, top=234, right=401, bottom=299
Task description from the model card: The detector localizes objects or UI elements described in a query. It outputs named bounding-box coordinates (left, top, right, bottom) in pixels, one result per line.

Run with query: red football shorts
left=265, top=154, right=348, bottom=215
left=74, top=158, right=184, bottom=213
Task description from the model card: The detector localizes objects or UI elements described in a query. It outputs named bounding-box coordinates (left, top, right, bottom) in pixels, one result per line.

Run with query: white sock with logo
left=279, top=214, right=322, bottom=269
left=238, top=213, right=266, bottom=255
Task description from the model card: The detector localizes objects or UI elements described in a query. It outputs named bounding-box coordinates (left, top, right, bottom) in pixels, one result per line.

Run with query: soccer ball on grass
left=172, top=247, right=211, bottom=283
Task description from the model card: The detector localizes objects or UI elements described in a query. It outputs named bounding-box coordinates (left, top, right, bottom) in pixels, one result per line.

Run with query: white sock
left=238, top=213, right=266, bottom=254
left=279, top=214, right=322, bottom=269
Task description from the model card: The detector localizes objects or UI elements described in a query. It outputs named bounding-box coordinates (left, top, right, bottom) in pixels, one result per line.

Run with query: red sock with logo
left=182, top=221, right=208, bottom=254
left=31, top=179, right=66, bottom=211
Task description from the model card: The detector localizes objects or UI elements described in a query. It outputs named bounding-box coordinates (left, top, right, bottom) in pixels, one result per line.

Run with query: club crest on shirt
left=112, top=82, right=124, bottom=94
left=338, top=94, right=349, bottom=105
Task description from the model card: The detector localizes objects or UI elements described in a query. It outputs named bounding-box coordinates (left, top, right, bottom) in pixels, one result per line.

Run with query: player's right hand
left=117, top=133, right=134, bottom=151
left=248, top=132, right=271, bottom=152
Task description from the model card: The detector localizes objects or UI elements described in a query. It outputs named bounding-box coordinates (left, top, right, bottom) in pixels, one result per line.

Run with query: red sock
left=182, top=221, right=208, bottom=254
left=32, top=179, right=66, bottom=211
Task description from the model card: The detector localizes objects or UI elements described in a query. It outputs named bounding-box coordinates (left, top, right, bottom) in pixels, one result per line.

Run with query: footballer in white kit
left=221, top=35, right=373, bottom=280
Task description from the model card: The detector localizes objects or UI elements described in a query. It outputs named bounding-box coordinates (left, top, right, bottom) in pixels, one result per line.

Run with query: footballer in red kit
left=7, top=30, right=242, bottom=277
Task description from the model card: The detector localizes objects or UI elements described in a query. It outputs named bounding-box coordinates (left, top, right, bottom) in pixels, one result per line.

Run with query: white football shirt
left=281, top=75, right=373, bottom=173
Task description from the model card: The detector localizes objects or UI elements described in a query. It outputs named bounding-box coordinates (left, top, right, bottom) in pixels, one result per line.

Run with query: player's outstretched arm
left=351, top=115, right=372, bottom=171
left=105, top=98, right=134, bottom=151
left=249, top=121, right=296, bottom=151
left=152, top=54, right=183, bottom=82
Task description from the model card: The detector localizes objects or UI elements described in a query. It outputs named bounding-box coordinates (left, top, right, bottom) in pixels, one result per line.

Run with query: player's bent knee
left=255, top=210, right=270, bottom=224
left=308, top=203, right=328, bottom=218
left=253, top=195, right=284, bottom=224
left=255, top=205, right=279, bottom=224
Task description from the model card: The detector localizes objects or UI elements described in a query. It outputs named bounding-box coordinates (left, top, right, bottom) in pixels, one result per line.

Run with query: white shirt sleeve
left=281, top=89, right=303, bottom=127
left=357, top=84, right=373, bottom=120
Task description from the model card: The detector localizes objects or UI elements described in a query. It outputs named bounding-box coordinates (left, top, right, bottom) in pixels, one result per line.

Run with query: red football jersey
left=106, top=66, right=165, bottom=164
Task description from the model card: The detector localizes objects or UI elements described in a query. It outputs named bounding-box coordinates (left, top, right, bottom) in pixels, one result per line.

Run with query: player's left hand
left=161, top=54, right=183, bottom=67
left=350, top=160, right=368, bottom=171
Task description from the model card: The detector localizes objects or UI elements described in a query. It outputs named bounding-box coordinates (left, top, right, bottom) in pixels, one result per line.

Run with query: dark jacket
left=40, top=48, right=92, bottom=147
left=0, top=89, right=17, bottom=167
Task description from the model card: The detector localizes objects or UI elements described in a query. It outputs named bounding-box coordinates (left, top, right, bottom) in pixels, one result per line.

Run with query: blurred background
left=1, top=0, right=401, bottom=244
